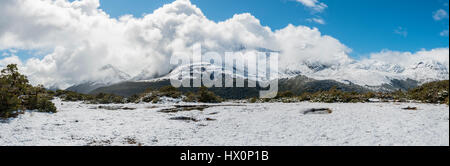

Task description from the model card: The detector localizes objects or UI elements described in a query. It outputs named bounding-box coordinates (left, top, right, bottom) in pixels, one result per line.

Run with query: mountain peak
left=95, top=64, right=131, bottom=84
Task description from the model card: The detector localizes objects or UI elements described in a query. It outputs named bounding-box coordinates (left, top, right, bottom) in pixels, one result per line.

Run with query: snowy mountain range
left=290, top=59, right=449, bottom=90
left=66, top=55, right=449, bottom=96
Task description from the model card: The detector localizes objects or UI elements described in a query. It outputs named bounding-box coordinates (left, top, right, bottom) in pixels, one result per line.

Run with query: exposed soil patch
left=205, top=118, right=217, bottom=121
left=402, top=107, right=418, bottom=110
left=159, top=104, right=244, bottom=113
left=303, top=108, right=333, bottom=115
left=160, top=105, right=211, bottom=113
left=92, top=106, right=136, bottom=110
left=169, top=116, right=199, bottom=122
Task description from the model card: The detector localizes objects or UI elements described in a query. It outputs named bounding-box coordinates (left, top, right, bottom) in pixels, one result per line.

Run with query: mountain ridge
left=66, top=59, right=448, bottom=97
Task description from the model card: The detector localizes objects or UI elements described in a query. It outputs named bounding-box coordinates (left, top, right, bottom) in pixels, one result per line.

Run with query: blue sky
left=2, top=0, right=448, bottom=61
left=97, top=0, right=449, bottom=58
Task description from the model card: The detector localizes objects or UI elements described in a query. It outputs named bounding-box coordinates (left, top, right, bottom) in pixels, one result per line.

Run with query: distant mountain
left=403, top=60, right=449, bottom=84
left=283, top=59, right=448, bottom=91
left=278, top=75, right=369, bottom=95
left=66, top=64, right=131, bottom=94
left=66, top=57, right=448, bottom=97
left=97, top=64, right=132, bottom=84
left=66, top=81, right=110, bottom=94
left=87, top=63, right=370, bottom=99
left=89, top=63, right=263, bottom=98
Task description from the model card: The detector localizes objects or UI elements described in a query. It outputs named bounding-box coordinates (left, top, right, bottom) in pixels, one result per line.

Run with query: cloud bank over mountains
left=0, top=0, right=448, bottom=89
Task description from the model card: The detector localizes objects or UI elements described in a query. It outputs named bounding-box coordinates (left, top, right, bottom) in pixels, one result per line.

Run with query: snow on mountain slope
left=136, top=62, right=276, bottom=83
left=304, top=61, right=409, bottom=87
left=284, top=59, right=449, bottom=88
left=96, top=64, right=131, bottom=85
left=276, top=48, right=449, bottom=88
left=403, top=60, right=449, bottom=83
left=66, top=64, right=131, bottom=92
left=115, top=58, right=448, bottom=92
left=66, top=56, right=448, bottom=93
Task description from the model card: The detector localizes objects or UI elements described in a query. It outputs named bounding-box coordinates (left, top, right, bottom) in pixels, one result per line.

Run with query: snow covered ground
left=0, top=99, right=448, bottom=146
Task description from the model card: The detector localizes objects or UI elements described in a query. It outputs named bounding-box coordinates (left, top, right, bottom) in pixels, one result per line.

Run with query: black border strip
left=1, top=146, right=448, bottom=163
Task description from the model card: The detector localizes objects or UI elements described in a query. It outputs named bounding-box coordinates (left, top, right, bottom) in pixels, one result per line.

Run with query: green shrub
left=159, top=86, right=182, bottom=98
left=297, top=87, right=367, bottom=103
left=93, top=93, right=125, bottom=104
left=364, top=91, right=376, bottom=99
left=36, top=97, right=57, bottom=113
left=54, top=90, right=126, bottom=104
left=249, top=97, right=258, bottom=103
left=0, top=64, right=57, bottom=118
left=0, top=93, right=21, bottom=118
left=298, top=92, right=312, bottom=101
left=142, top=94, right=157, bottom=103
left=197, top=86, right=222, bottom=103
left=140, top=86, right=182, bottom=103
left=127, top=94, right=140, bottom=103
left=407, top=80, right=449, bottom=103
left=152, top=96, right=160, bottom=104
left=183, top=92, right=198, bottom=102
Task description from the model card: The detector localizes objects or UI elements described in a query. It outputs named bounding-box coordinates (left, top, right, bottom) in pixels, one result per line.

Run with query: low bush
left=182, top=87, right=222, bottom=103
left=249, top=97, right=258, bottom=103
left=36, top=97, right=57, bottom=113
left=407, top=80, right=449, bottom=104
left=127, top=94, right=140, bottom=103
left=140, top=86, right=183, bottom=103
left=183, top=92, right=198, bottom=102
left=197, top=86, right=222, bottom=103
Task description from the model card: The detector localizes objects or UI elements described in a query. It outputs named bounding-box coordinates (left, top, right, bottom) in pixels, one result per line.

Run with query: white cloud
left=433, top=9, right=448, bottom=21
left=0, top=0, right=350, bottom=88
left=441, top=28, right=449, bottom=37
left=0, top=55, right=22, bottom=67
left=0, top=0, right=448, bottom=89
left=432, top=8, right=449, bottom=37
left=306, top=17, right=326, bottom=24
left=367, top=48, right=449, bottom=68
left=394, top=27, right=408, bottom=37
left=1, top=52, right=8, bottom=57
left=295, top=0, right=328, bottom=13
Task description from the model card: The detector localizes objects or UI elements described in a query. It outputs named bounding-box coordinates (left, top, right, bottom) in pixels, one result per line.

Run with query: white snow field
left=0, top=99, right=448, bottom=146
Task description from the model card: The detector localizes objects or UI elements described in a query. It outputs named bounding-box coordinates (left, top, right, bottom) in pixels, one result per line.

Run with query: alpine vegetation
left=0, top=64, right=56, bottom=118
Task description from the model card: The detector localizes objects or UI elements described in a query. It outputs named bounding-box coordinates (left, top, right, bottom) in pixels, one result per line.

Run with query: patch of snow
left=0, top=99, right=448, bottom=146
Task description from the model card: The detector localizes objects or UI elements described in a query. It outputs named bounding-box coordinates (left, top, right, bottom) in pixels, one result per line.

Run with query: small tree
left=0, top=64, right=57, bottom=118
